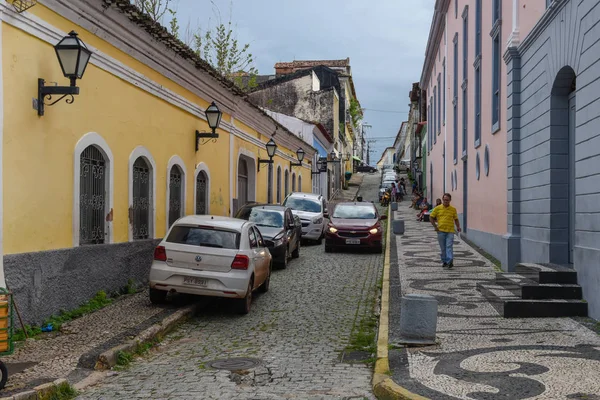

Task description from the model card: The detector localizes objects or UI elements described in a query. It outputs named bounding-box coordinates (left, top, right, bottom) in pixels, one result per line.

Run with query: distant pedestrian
left=429, top=193, right=461, bottom=269
left=435, top=198, right=442, bottom=207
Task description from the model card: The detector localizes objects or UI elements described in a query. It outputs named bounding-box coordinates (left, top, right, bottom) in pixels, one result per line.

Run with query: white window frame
left=128, top=146, right=157, bottom=241
left=166, top=155, right=187, bottom=231
left=194, top=162, right=211, bottom=215
left=73, top=132, right=115, bottom=247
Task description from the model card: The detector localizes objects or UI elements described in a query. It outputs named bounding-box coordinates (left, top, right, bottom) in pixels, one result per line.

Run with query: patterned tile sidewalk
left=388, top=199, right=600, bottom=400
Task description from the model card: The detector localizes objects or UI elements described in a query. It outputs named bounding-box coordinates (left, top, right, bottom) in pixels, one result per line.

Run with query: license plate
left=183, top=276, right=208, bottom=287
left=345, top=239, right=361, bottom=245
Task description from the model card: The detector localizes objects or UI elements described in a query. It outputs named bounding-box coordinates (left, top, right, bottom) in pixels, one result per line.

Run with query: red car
left=324, top=202, right=387, bottom=253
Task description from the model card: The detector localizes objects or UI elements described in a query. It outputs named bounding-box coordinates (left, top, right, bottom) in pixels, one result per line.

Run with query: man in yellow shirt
left=429, top=193, right=461, bottom=269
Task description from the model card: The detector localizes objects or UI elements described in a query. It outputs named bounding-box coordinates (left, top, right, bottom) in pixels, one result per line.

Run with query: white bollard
left=399, top=293, right=438, bottom=345
left=392, top=220, right=404, bottom=235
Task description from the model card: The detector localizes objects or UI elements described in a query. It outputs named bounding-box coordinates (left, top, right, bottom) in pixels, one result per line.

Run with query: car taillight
left=231, top=254, right=249, bottom=270
left=154, top=246, right=167, bottom=261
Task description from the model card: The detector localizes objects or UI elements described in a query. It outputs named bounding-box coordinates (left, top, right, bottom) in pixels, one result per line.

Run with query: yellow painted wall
left=2, top=16, right=308, bottom=255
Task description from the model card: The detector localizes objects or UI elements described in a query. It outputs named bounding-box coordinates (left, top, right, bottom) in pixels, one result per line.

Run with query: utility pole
left=366, top=139, right=377, bottom=165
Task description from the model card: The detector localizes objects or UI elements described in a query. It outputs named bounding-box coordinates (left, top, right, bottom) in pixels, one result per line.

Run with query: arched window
left=80, top=145, right=107, bottom=245
left=276, top=166, right=282, bottom=203
left=132, top=157, right=151, bottom=240
left=292, top=172, right=296, bottom=192
left=168, top=165, right=183, bottom=227
left=284, top=169, right=290, bottom=197
left=298, top=175, right=302, bottom=192
left=238, top=158, right=249, bottom=206
left=196, top=171, right=208, bottom=214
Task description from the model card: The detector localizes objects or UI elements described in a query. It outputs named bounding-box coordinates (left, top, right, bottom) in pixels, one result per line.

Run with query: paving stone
left=76, top=173, right=382, bottom=399
left=389, top=180, right=600, bottom=399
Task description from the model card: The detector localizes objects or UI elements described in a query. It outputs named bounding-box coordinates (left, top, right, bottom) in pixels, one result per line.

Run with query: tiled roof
left=274, top=58, right=350, bottom=69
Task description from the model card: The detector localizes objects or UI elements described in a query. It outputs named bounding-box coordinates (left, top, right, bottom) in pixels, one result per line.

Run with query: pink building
left=420, top=0, right=546, bottom=268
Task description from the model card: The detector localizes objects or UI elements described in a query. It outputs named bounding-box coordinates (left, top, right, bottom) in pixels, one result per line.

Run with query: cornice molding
left=518, top=0, right=568, bottom=55
left=35, top=0, right=314, bottom=156
left=420, top=0, right=451, bottom=88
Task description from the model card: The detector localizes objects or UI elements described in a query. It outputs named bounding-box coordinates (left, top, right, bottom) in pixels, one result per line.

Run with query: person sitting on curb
left=429, top=193, right=461, bottom=269
left=417, top=197, right=432, bottom=221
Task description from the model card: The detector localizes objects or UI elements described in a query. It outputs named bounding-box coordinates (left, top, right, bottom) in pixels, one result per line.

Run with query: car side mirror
left=379, top=215, right=388, bottom=220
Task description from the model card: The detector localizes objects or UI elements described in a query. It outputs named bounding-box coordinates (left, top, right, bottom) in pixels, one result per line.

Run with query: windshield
left=237, top=208, right=284, bottom=228
left=332, top=205, right=377, bottom=220
left=166, top=226, right=239, bottom=249
left=283, top=197, right=322, bottom=213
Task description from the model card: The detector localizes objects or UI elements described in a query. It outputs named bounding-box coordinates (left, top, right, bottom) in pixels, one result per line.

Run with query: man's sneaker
left=442, top=262, right=448, bottom=269
left=448, top=261, right=454, bottom=269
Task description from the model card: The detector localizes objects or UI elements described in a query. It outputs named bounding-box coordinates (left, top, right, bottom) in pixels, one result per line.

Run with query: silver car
left=149, top=215, right=272, bottom=314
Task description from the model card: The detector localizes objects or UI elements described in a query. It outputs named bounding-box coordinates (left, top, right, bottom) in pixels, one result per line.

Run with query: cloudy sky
left=170, top=0, right=435, bottom=163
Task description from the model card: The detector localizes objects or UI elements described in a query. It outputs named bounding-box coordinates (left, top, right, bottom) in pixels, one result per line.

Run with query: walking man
left=429, top=193, right=461, bottom=269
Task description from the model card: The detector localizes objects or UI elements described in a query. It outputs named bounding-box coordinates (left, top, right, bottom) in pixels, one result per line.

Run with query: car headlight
left=273, top=238, right=284, bottom=247
left=369, top=228, right=379, bottom=234
left=328, top=226, right=338, bottom=233
left=313, top=217, right=323, bottom=224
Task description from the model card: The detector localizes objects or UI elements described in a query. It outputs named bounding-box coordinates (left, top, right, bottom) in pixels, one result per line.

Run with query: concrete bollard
left=399, top=293, right=438, bottom=345
left=391, top=202, right=398, bottom=211
left=392, top=220, right=404, bottom=235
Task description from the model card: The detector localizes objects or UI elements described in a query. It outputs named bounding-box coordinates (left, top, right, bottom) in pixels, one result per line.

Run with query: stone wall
left=5, top=239, right=159, bottom=325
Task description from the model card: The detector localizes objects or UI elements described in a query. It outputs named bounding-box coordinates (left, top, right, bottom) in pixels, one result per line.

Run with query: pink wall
left=423, top=0, right=544, bottom=236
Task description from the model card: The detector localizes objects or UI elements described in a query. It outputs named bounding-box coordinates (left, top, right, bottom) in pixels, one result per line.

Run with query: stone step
left=515, top=262, right=578, bottom=284
left=495, top=272, right=583, bottom=300
left=476, top=282, right=588, bottom=318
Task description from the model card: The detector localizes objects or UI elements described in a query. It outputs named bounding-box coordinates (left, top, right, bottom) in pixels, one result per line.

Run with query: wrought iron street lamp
left=258, top=138, right=277, bottom=203
left=195, top=101, right=223, bottom=150
left=290, top=148, right=305, bottom=169
left=37, top=31, right=92, bottom=116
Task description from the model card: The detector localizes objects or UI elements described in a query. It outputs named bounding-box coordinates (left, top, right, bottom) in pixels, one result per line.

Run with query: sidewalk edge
left=94, top=303, right=197, bottom=371
left=372, top=206, right=430, bottom=400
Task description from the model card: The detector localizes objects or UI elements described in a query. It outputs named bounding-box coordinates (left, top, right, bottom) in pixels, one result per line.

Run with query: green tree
left=130, top=0, right=258, bottom=91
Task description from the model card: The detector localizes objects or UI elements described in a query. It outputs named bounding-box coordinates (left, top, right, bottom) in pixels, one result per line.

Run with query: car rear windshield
left=283, top=198, right=322, bottom=213
left=237, top=208, right=284, bottom=228
left=166, top=226, right=240, bottom=249
left=332, top=205, right=377, bottom=219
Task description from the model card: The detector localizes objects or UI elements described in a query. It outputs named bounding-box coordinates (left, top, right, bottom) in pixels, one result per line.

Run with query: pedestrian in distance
left=429, top=193, right=461, bottom=269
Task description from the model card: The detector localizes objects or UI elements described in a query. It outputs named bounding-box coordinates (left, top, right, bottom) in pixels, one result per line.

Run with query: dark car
left=356, top=165, right=377, bottom=173
left=235, top=204, right=302, bottom=269
left=324, top=202, right=387, bottom=253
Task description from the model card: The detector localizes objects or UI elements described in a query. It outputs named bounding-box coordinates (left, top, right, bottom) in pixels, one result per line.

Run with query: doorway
left=568, top=90, right=576, bottom=264
left=462, top=158, right=468, bottom=233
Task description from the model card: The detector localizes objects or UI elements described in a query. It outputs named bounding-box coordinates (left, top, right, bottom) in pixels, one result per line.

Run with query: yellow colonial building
left=0, top=0, right=314, bottom=323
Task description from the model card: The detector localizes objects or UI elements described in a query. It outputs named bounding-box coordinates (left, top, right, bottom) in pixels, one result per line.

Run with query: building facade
left=1, top=0, right=314, bottom=324
left=421, top=0, right=600, bottom=318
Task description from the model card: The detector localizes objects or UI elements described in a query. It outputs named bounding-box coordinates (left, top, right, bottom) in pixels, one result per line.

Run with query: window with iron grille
left=132, top=157, right=151, bottom=240
left=284, top=170, right=289, bottom=197
left=492, top=32, right=501, bottom=131
left=168, top=165, right=183, bottom=227
left=277, top=166, right=282, bottom=203
left=292, top=173, right=296, bottom=191
left=196, top=171, right=208, bottom=214
left=299, top=175, right=302, bottom=192
left=80, top=145, right=106, bottom=245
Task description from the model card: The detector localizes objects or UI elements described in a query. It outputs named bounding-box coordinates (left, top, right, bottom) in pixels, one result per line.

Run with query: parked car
left=235, top=204, right=301, bottom=269
left=356, top=165, right=377, bottom=173
left=282, top=192, right=328, bottom=244
left=148, top=215, right=272, bottom=314
left=325, top=202, right=387, bottom=253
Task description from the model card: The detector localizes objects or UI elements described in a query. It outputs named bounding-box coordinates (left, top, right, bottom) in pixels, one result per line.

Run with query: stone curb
left=0, top=378, right=68, bottom=400
left=372, top=206, right=430, bottom=400
left=94, top=303, right=197, bottom=370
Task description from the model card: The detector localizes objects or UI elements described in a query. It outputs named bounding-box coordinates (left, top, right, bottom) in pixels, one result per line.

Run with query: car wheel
left=149, top=288, right=167, bottom=304
left=259, top=263, right=271, bottom=293
left=237, top=279, right=253, bottom=314
left=292, top=240, right=300, bottom=258
left=278, top=247, right=289, bottom=269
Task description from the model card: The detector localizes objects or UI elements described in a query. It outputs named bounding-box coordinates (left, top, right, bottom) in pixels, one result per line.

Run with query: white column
left=507, top=0, right=520, bottom=47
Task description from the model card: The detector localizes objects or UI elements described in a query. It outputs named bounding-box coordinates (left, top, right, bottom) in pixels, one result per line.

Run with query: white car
left=282, top=192, right=328, bottom=244
left=149, top=215, right=272, bottom=314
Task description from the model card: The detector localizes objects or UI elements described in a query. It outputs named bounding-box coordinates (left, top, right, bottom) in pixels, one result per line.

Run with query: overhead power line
left=362, top=108, right=410, bottom=114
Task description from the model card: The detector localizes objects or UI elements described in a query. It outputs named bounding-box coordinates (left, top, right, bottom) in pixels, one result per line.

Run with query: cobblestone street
left=77, top=173, right=383, bottom=400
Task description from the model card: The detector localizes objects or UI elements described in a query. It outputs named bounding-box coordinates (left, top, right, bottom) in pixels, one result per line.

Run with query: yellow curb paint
left=372, top=203, right=431, bottom=400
